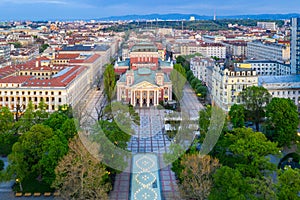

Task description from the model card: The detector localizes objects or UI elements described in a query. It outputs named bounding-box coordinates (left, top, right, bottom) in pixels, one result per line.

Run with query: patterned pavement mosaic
left=109, top=108, right=179, bottom=200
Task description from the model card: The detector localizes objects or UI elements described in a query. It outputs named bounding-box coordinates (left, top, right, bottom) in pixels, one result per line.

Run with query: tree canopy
left=239, top=86, right=271, bottom=131
left=265, top=97, right=299, bottom=147
left=170, top=63, right=186, bottom=101
left=225, top=128, right=279, bottom=178
left=228, top=104, right=245, bottom=128
left=276, top=168, right=300, bottom=200
left=103, top=64, right=116, bottom=103
left=179, top=154, right=220, bottom=200
left=52, top=136, right=111, bottom=200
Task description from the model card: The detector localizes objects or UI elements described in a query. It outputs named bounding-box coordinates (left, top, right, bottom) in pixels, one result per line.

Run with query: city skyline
left=0, top=0, right=300, bottom=21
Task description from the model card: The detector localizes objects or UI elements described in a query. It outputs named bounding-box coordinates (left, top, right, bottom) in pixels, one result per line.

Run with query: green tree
left=39, top=43, right=49, bottom=53
left=103, top=64, right=116, bottom=103
left=186, top=70, right=194, bottom=82
left=34, top=99, right=49, bottom=124
left=277, top=168, right=300, bottom=200
left=199, top=105, right=212, bottom=136
left=43, top=111, right=68, bottom=131
left=0, top=107, right=14, bottom=134
left=265, top=97, right=299, bottom=147
left=248, top=176, right=277, bottom=200
left=9, top=42, right=22, bottom=48
left=170, top=63, right=186, bottom=101
left=196, top=85, right=207, bottom=99
left=52, top=136, right=111, bottom=200
left=239, top=86, right=271, bottom=131
left=191, top=78, right=201, bottom=89
left=226, top=128, right=279, bottom=178
left=0, top=133, right=19, bottom=156
left=229, top=104, right=245, bottom=128
left=98, top=120, right=131, bottom=150
left=17, top=101, right=35, bottom=133
left=61, top=119, right=77, bottom=139
left=7, top=124, right=54, bottom=182
left=209, top=166, right=252, bottom=200
left=176, top=55, right=190, bottom=71
left=38, top=132, right=68, bottom=184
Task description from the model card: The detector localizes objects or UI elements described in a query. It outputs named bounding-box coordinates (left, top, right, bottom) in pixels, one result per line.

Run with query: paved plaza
left=110, top=83, right=204, bottom=200
left=110, top=108, right=179, bottom=200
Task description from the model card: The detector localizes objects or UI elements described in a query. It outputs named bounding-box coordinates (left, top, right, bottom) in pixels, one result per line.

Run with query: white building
left=247, top=40, right=290, bottom=63
left=190, top=56, right=215, bottom=84
left=259, top=75, right=300, bottom=108
left=222, top=41, right=247, bottom=58
left=235, top=60, right=291, bottom=76
left=257, top=22, right=277, bottom=31
left=291, top=17, right=300, bottom=74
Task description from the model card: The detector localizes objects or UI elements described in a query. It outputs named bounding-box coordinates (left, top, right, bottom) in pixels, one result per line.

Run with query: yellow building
left=212, top=65, right=258, bottom=112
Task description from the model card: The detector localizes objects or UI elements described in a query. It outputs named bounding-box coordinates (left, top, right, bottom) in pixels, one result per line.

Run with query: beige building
left=0, top=63, right=89, bottom=112
left=180, top=43, right=226, bottom=58
left=0, top=51, right=108, bottom=113
left=212, top=65, right=258, bottom=112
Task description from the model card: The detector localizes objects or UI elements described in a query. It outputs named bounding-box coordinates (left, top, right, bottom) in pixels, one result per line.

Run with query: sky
left=0, top=0, right=300, bottom=21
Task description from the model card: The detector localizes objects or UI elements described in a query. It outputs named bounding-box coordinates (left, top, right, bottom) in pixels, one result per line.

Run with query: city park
left=0, top=56, right=298, bottom=199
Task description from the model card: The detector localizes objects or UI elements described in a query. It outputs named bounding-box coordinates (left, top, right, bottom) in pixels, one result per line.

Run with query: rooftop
left=131, top=42, right=158, bottom=52
left=259, top=75, right=300, bottom=85
left=61, top=44, right=110, bottom=52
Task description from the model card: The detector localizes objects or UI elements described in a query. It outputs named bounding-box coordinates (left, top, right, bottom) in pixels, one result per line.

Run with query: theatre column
left=140, top=90, right=142, bottom=107
left=130, top=90, right=133, bottom=105
left=147, top=90, right=150, bottom=107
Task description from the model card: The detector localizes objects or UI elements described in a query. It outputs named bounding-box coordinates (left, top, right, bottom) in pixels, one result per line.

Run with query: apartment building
left=247, top=40, right=290, bottom=63
left=190, top=56, right=215, bottom=84
left=259, top=75, right=300, bottom=108
left=0, top=44, right=11, bottom=67
left=222, top=41, right=247, bottom=58
left=0, top=62, right=89, bottom=112
left=212, top=65, right=258, bottom=112
left=180, top=43, right=226, bottom=58
left=235, top=60, right=291, bottom=76
left=291, top=17, right=300, bottom=74
left=0, top=50, right=108, bottom=113
left=257, top=22, right=277, bottom=31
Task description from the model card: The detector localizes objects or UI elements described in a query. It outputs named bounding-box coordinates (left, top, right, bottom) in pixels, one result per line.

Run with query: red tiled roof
left=0, top=66, right=17, bottom=78
left=55, top=53, right=80, bottom=59
left=0, top=75, right=33, bottom=84
left=84, top=54, right=101, bottom=63
left=36, top=56, right=51, bottom=61
left=22, top=66, right=87, bottom=87
left=69, top=59, right=85, bottom=63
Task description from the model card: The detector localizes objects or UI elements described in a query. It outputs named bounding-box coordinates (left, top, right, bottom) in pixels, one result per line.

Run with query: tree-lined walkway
left=110, top=108, right=179, bottom=200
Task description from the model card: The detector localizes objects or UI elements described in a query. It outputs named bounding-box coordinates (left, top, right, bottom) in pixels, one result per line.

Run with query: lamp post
left=15, top=178, right=23, bottom=191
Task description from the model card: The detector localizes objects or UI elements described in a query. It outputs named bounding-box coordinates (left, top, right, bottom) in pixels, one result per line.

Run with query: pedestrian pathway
left=110, top=84, right=205, bottom=200
left=130, top=154, right=161, bottom=200
left=109, top=108, right=179, bottom=200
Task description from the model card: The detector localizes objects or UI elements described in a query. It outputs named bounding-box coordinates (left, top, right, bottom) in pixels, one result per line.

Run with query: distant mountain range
left=98, top=13, right=300, bottom=21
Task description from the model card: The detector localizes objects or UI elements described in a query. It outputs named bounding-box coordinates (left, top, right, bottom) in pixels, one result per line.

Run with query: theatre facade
left=115, top=42, right=173, bottom=107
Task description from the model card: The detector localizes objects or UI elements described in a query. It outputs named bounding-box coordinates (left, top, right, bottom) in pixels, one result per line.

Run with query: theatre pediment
left=131, top=81, right=159, bottom=89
